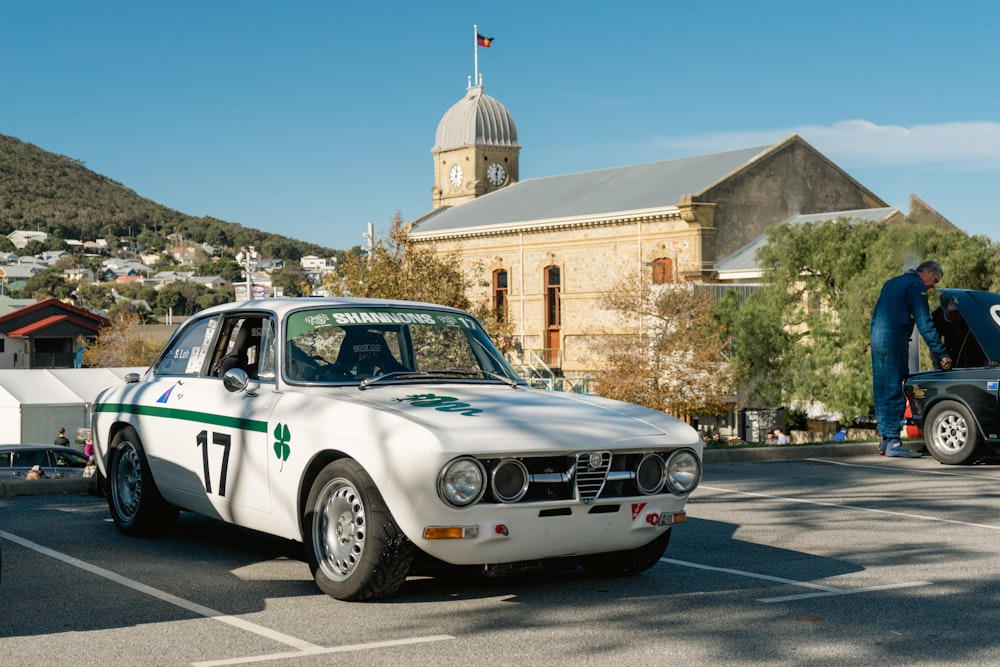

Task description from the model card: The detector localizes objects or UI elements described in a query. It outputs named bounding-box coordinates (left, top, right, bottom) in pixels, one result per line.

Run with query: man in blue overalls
left=870, top=260, right=952, bottom=457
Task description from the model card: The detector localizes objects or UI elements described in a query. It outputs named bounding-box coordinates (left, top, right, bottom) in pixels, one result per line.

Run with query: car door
left=139, top=312, right=280, bottom=524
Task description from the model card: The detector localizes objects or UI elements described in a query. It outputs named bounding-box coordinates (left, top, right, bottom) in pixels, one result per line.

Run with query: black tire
left=581, top=529, right=671, bottom=577
left=924, top=400, right=983, bottom=465
left=304, top=459, right=414, bottom=601
left=107, top=427, right=179, bottom=536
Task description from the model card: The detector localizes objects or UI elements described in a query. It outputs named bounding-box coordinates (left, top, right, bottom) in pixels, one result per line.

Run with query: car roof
left=196, top=297, right=472, bottom=319
left=0, top=444, right=79, bottom=451
left=939, top=288, right=1000, bottom=362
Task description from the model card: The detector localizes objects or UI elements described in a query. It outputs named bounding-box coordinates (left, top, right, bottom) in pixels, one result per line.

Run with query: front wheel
left=924, top=401, right=982, bottom=465
left=304, top=459, right=414, bottom=601
left=581, top=530, right=671, bottom=577
left=107, top=427, right=178, bottom=536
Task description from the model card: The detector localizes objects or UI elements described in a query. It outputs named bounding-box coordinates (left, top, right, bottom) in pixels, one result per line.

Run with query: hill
left=0, top=133, right=338, bottom=259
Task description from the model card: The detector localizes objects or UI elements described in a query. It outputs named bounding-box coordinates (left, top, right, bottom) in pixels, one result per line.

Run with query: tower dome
left=433, top=85, right=520, bottom=151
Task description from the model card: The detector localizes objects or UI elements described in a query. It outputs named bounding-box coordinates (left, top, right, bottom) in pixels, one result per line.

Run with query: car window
left=0, top=451, right=11, bottom=468
left=208, top=315, right=276, bottom=381
left=410, top=324, right=478, bottom=370
left=12, top=450, right=47, bottom=468
left=51, top=450, right=88, bottom=468
left=155, top=316, right=220, bottom=377
left=283, top=307, right=517, bottom=383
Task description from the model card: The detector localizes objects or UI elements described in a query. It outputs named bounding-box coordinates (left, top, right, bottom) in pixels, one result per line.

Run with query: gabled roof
left=715, top=207, right=902, bottom=274
left=0, top=297, right=110, bottom=335
left=7, top=313, right=104, bottom=337
left=410, top=143, right=773, bottom=236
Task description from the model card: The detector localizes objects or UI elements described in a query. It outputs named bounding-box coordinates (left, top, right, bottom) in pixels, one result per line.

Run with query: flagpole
left=473, top=24, right=479, bottom=88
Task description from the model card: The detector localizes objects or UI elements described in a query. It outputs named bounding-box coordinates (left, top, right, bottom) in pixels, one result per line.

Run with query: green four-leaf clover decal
left=273, top=423, right=291, bottom=471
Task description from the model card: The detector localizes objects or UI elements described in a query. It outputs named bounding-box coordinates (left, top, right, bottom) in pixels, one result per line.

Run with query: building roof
left=715, top=207, right=902, bottom=274
left=0, top=297, right=110, bottom=335
left=411, top=143, right=771, bottom=236
left=433, top=85, right=520, bottom=152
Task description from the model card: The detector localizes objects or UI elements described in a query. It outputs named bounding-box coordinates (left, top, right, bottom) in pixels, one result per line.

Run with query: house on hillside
left=0, top=298, right=110, bottom=369
left=7, top=230, right=47, bottom=249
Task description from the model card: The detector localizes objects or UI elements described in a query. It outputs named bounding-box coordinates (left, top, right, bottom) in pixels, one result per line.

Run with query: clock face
left=449, top=164, right=463, bottom=187
left=487, top=162, right=507, bottom=186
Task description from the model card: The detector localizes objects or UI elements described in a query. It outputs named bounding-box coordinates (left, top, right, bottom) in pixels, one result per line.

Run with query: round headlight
left=635, top=454, right=667, bottom=495
left=438, top=457, right=486, bottom=507
left=491, top=458, right=529, bottom=503
left=665, top=449, right=702, bottom=495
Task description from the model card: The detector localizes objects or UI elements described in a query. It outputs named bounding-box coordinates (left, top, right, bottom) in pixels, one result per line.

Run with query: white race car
left=93, top=298, right=702, bottom=600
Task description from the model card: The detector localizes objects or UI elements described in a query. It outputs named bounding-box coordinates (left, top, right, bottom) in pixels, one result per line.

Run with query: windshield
left=283, top=307, right=522, bottom=385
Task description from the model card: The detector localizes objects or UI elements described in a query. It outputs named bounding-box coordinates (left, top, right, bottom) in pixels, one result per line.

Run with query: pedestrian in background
left=54, top=427, right=70, bottom=447
left=870, top=260, right=952, bottom=458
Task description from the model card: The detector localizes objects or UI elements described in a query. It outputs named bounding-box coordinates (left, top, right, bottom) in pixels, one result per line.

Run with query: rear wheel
left=304, top=459, right=414, bottom=601
left=582, top=529, right=671, bottom=577
left=924, top=401, right=982, bottom=465
left=107, top=427, right=178, bottom=536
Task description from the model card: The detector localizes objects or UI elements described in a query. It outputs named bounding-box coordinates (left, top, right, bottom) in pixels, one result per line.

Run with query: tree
left=155, top=282, right=206, bottom=316
left=74, top=282, right=114, bottom=313
left=15, top=266, right=72, bottom=300
left=592, top=275, right=734, bottom=418
left=322, top=213, right=470, bottom=309
left=721, top=218, right=1000, bottom=419
left=269, top=265, right=310, bottom=297
left=82, top=312, right=162, bottom=367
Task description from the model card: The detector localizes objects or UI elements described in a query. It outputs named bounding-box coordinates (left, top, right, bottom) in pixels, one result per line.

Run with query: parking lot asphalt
left=0, top=441, right=886, bottom=498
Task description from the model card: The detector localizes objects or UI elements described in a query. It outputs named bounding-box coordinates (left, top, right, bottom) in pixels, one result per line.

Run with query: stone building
left=408, top=83, right=952, bottom=379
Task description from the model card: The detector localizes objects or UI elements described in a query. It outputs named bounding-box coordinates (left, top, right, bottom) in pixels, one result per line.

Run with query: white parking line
left=697, top=484, right=1000, bottom=531
left=0, top=530, right=454, bottom=664
left=660, top=557, right=932, bottom=604
left=191, top=635, right=456, bottom=667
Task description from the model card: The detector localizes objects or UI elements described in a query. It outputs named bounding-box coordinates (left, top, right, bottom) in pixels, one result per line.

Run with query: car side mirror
left=222, top=368, right=250, bottom=393
left=124, top=373, right=141, bottom=384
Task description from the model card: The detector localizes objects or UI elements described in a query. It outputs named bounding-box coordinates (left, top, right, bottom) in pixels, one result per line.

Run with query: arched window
left=651, top=257, right=673, bottom=285
left=493, top=269, right=508, bottom=323
left=544, top=265, right=561, bottom=365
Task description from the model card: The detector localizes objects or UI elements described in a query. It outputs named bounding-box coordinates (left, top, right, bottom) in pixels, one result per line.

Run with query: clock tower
left=432, top=82, right=520, bottom=209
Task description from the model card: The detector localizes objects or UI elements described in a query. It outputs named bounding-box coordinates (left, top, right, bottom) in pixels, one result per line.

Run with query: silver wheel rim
left=314, top=478, right=366, bottom=582
left=932, top=410, right=968, bottom=454
left=113, top=444, right=142, bottom=521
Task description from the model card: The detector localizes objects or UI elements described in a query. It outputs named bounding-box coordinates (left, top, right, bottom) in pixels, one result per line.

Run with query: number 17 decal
left=196, top=429, right=231, bottom=496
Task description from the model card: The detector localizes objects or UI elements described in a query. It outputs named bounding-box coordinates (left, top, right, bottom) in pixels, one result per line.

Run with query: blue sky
left=2, top=1, right=997, bottom=252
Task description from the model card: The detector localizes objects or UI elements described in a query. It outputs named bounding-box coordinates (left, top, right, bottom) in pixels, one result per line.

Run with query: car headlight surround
left=438, top=457, right=487, bottom=508
left=664, top=448, right=702, bottom=495
left=491, top=458, right=529, bottom=503
left=635, top=453, right=667, bottom=495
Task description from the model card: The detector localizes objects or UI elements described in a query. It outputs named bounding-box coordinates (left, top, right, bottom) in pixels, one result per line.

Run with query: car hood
left=939, top=288, right=1000, bottom=362
left=343, top=384, right=699, bottom=452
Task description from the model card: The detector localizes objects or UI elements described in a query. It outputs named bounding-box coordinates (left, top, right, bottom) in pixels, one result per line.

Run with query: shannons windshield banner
left=286, top=308, right=478, bottom=338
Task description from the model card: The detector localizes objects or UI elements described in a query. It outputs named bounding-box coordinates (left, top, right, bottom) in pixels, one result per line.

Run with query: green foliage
left=721, top=218, right=1000, bottom=418
left=154, top=282, right=207, bottom=316
left=74, top=282, right=114, bottom=312
left=14, top=266, right=72, bottom=300
left=268, top=265, right=310, bottom=297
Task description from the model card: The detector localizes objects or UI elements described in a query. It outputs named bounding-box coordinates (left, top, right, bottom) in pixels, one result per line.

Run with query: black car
left=903, top=288, right=1000, bottom=464
left=0, top=444, right=91, bottom=479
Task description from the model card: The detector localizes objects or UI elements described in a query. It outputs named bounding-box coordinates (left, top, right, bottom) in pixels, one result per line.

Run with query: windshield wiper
left=358, top=371, right=430, bottom=390
left=358, top=367, right=518, bottom=390
left=423, top=367, right=519, bottom=388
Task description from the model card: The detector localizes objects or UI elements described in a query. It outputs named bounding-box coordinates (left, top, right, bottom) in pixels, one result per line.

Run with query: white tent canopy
left=0, top=368, right=145, bottom=445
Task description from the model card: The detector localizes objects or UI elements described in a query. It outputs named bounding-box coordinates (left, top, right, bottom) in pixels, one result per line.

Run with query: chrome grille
left=575, top=451, right=611, bottom=505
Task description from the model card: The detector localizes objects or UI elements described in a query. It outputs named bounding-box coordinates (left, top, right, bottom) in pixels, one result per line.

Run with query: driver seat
left=335, top=329, right=406, bottom=377
left=218, top=319, right=262, bottom=378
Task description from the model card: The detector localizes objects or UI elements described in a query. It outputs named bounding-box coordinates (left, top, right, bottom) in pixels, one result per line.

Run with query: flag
left=477, top=33, right=493, bottom=48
